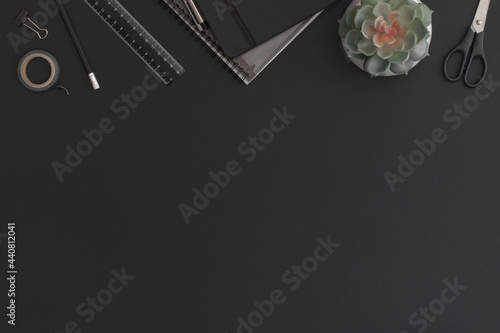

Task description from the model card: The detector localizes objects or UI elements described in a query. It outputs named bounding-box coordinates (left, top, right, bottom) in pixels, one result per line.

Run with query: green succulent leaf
left=354, top=5, right=375, bottom=28
left=388, top=0, right=409, bottom=10
left=390, top=60, right=415, bottom=75
left=391, top=40, right=405, bottom=52
left=402, top=31, right=417, bottom=52
left=345, top=29, right=363, bottom=54
left=364, top=55, right=391, bottom=76
left=420, top=3, right=433, bottom=26
left=361, top=0, right=381, bottom=6
left=388, top=51, right=410, bottom=63
left=406, top=0, right=424, bottom=21
left=409, top=38, right=429, bottom=61
left=408, top=18, right=429, bottom=43
left=398, top=5, right=417, bottom=24
left=358, top=37, right=378, bottom=56
left=361, top=20, right=377, bottom=39
left=349, top=52, right=368, bottom=62
left=346, top=7, right=359, bottom=27
left=377, top=45, right=394, bottom=60
left=373, top=2, right=391, bottom=19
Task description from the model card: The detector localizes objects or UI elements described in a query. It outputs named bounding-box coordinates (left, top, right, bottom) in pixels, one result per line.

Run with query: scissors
left=444, top=0, right=490, bottom=88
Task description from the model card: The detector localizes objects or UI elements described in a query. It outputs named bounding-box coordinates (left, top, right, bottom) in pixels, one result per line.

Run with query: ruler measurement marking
left=84, top=0, right=184, bottom=84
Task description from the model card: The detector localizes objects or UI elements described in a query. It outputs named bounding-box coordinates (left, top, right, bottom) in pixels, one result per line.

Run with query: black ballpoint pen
left=56, top=0, right=100, bottom=90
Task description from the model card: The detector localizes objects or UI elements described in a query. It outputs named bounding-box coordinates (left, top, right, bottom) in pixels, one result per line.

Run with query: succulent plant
left=339, top=0, right=433, bottom=76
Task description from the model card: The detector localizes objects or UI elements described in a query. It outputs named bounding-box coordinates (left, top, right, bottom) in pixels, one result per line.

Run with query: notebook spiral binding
left=159, top=0, right=250, bottom=82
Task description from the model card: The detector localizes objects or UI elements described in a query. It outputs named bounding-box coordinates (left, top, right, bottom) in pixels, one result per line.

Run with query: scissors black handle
left=444, top=28, right=487, bottom=88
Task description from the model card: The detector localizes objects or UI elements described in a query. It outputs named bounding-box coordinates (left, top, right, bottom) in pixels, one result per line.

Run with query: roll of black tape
left=17, top=50, right=61, bottom=92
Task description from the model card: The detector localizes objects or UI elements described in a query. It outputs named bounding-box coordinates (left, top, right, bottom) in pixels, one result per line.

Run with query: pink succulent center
left=371, top=12, right=408, bottom=49
left=384, top=25, right=397, bottom=36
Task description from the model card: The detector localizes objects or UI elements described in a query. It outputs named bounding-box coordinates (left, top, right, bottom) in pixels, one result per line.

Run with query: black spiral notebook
left=195, top=0, right=339, bottom=57
left=160, top=0, right=323, bottom=84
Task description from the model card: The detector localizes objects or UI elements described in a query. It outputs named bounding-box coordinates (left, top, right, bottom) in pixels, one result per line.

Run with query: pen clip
left=184, top=0, right=207, bottom=32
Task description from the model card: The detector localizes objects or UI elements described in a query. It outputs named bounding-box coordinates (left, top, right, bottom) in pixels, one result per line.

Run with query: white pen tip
left=88, top=72, right=100, bottom=90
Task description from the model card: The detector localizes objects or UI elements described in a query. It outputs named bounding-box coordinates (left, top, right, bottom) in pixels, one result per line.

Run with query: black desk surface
left=2, top=0, right=500, bottom=332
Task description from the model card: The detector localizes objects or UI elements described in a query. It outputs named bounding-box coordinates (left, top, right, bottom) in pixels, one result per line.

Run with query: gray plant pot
left=341, top=0, right=433, bottom=76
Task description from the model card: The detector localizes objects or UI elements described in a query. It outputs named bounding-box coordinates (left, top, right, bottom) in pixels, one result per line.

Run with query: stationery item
left=17, top=50, right=68, bottom=94
left=184, top=0, right=207, bottom=31
left=84, top=0, right=185, bottom=85
left=56, top=0, right=100, bottom=90
left=13, top=9, right=48, bottom=40
left=191, top=0, right=339, bottom=58
left=161, top=0, right=321, bottom=84
left=444, top=0, right=490, bottom=87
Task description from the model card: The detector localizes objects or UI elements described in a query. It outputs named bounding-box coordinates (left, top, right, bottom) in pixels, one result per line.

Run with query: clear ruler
left=84, top=0, right=185, bottom=85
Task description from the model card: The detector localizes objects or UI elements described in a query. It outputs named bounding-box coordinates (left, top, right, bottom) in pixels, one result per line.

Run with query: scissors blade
left=471, top=0, right=491, bottom=33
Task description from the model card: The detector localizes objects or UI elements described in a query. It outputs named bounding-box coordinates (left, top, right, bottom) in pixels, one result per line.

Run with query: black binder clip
left=14, top=9, right=49, bottom=39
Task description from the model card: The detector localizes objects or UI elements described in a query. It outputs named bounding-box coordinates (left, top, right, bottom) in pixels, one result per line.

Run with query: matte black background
left=1, top=0, right=499, bottom=332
